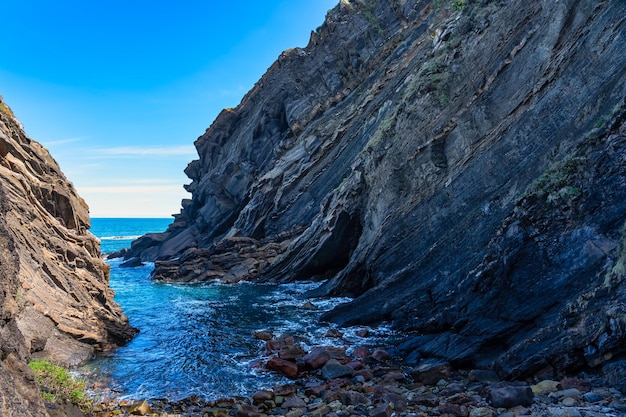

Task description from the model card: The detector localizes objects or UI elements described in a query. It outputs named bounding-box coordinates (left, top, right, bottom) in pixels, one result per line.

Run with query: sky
left=0, top=1, right=337, bottom=218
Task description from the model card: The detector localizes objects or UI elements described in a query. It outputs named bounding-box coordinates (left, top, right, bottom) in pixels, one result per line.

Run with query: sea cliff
left=123, top=0, right=626, bottom=380
left=0, top=97, right=137, bottom=416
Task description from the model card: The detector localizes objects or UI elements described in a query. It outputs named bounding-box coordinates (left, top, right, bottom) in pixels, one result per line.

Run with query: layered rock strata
left=0, top=97, right=137, bottom=416
left=123, top=0, right=626, bottom=379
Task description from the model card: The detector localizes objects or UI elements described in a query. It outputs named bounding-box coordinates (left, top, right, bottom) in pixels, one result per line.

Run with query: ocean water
left=83, top=218, right=388, bottom=401
left=90, top=218, right=173, bottom=254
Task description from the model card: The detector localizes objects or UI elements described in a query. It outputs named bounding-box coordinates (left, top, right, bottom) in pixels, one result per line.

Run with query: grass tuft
left=28, top=360, right=93, bottom=412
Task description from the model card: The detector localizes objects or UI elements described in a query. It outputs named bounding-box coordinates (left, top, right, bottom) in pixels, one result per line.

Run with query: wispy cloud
left=79, top=184, right=189, bottom=194
left=44, top=137, right=87, bottom=146
left=96, top=145, right=197, bottom=156
left=90, top=145, right=197, bottom=158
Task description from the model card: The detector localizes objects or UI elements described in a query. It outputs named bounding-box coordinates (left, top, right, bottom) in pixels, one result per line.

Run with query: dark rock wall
left=0, top=97, right=137, bottom=416
left=126, top=0, right=626, bottom=378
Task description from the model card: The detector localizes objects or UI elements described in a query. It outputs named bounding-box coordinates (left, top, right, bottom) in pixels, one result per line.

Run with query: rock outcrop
left=123, top=0, right=626, bottom=379
left=0, top=97, right=137, bottom=416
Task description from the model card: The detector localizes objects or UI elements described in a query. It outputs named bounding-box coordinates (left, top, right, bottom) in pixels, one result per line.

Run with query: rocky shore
left=89, top=330, right=626, bottom=417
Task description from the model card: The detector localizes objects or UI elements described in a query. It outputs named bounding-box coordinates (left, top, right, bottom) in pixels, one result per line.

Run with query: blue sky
left=1, top=1, right=337, bottom=217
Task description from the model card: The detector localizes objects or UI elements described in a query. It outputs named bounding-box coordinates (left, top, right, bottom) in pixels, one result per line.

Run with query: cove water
left=83, top=218, right=388, bottom=401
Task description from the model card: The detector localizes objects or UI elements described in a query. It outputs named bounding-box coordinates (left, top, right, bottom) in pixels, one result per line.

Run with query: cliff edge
left=124, top=0, right=626, bottom=380
left=0, top=97, right=137, bottom=416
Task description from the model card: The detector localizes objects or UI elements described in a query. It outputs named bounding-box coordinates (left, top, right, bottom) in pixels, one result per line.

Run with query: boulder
left=303, top=347, right=331, bottom=370
left=321, top=359, right=355, bottom=380
left=266, top=357, right=299, bottom=379
left=487, top=383, right=534, bottom=408
left=411, top=360, right=452, bottom=385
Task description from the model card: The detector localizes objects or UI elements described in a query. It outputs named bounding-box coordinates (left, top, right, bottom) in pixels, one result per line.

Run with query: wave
left=99, top=235, right=142, bottom=241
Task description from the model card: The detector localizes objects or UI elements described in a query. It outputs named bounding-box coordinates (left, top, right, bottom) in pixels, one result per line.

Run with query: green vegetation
left=28, top=360, right=93, bottom=412
left=452, top=0, right=465, bottom=11
left=434, top=0, right=466, bottom=11
left=0, top=96, right=14, bottom=118
left=530, top=156, right=584, bottom=203
left=356, top=0, right=383, bottom=35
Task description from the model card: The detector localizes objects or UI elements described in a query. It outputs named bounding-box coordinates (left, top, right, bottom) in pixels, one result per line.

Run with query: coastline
left=86, top=333, right=626, bottom=417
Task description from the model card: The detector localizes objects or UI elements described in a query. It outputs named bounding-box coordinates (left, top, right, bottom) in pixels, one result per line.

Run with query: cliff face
left=0, top=97, right=137, bottom=416
left=125, top=0, right=626, bottom=378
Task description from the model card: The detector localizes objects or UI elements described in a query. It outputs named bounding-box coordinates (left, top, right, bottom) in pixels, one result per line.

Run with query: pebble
left=582, top=392, right=603, bottom=403
left=547, top=406, right=582, bottom=417
left=87, top=332, right=626, bottom=417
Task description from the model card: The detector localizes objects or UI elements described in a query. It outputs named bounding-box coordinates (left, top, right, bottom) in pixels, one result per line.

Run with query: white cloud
left=43, top=137, right=87, bottom=146
left=79, top=184, right=187, bottom=194
left=90, top=145, right=197, bottom=158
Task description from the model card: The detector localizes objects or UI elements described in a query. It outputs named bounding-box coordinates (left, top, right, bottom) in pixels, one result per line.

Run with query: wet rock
left=252, top=390, right=274, bottom=404
left=281, top=396, right=306, bottom=409
left=487, top=383, right=533, bottom=408
left=411, top=360, right=452, bottom=385
left=552, top=388, right=581, bottom=400
left=371, top=349, right=390, bottom=361
left=438, top=404, right=466, bottom=417
left=532, top=380, right=561, bottom=394
left=120, top=257, right=144, bottom=268
left=468, top=370, right=500, bottom=384
left=547, top=407, right=582, bottom=417
left=353, top=346, right=371, bottom=359
left=252, top=330, right=274, bottom=341
left=236, top=403, right=261, bottom=417
left=409, top=393, right=439, bottom=407
left=273, top=384, right=297, bottom=396
left=128, top=400, right=152, bottom=415
left=304, top=382, right=327, bottom=397
left=321, top=359, right=355, bottom=380
left=304, top=347, right=332, bottom=370
left=610, top=401, right=626, bottom=412
left=266, top=357, right=298, bottom=378
left=326, top=328, right=343, bottom=338
left=356, top=329, right=370, bottom=337
left=382, top=392, right=406, bottom=410
left=339, top=390, right=370, bottom=406
left=582, top=392, right=603, bottom=403
left=561, top=397, right=577, bottom=406
left=369, top=403, right=392, bottom=417
left=355, top=368, right=374, bottom=381
left=469, top=407, right=494, bottom=417
left=559, top=378, right=591, bottom=392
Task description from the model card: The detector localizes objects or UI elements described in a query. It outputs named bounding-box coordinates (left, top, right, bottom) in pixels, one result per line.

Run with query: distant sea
left=90, top=218, right=173, bottom=254
left=83, top=218, right=384, bottom=401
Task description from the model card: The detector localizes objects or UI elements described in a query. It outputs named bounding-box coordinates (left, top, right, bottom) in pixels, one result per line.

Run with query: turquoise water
left=90, top=218, right=173, bottom=254
left=83, top=219, right=379, bottom=401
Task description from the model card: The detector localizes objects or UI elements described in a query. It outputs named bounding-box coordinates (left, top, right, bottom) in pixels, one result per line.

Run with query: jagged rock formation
left=124, top=0, right=626, bottom=379
left=0, top=97, right=137, bottom=416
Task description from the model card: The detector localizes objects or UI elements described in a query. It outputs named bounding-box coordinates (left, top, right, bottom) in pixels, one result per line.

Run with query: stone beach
left=89, top=329, right=626, bottom=417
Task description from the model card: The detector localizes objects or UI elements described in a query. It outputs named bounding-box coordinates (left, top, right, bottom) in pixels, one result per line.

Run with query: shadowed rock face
left=0, top=98, right=137, bottom=416
left=125, top=0, right=626, bottom=378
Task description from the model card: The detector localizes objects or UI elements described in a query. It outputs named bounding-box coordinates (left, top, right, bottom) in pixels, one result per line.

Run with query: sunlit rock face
left=125, top=0, right=626, bottom=378
left=0, top=97, right=137, bottom=416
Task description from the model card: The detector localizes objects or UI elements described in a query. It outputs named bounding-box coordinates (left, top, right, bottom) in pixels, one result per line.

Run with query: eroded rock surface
left=123, top=0, right=626, bottom=379
left=0, top=97, right=137, bottom=416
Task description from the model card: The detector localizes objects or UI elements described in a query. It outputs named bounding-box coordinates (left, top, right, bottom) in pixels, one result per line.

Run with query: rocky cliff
left=0, top=97, right=137, bottom=416
left=124, top=0, right=626, bottom=380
